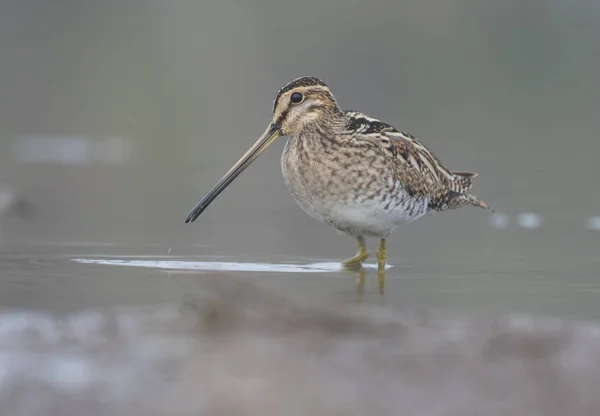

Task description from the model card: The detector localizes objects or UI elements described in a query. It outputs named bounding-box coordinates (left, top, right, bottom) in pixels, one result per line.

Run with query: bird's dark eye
left=290, top=92, right=303, bottom=104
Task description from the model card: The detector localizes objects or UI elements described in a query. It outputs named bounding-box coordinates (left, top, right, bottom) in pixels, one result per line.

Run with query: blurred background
left=2, top=1, right=600, bottom=414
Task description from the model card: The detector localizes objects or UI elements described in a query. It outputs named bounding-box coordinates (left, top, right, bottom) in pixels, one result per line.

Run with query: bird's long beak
left=185, top=123, right=281, bottom=223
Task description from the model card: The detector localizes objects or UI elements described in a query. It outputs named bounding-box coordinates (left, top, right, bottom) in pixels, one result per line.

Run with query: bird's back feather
left=343, top=111, right=491, bottom=212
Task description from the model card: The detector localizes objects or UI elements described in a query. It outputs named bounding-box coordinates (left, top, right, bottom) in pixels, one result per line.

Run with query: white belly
left=292, top=194, right=430, bottom=238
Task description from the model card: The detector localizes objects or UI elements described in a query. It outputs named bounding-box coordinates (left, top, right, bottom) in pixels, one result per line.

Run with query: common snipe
left=185, top=76, right=492, bottom=292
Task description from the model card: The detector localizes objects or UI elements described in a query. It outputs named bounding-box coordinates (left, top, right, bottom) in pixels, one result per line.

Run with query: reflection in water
left=1, top=277, right=600, bottom=415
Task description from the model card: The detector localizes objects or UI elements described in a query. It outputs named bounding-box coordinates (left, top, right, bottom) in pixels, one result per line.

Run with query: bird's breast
left=280, top=138, right=429, bottom=236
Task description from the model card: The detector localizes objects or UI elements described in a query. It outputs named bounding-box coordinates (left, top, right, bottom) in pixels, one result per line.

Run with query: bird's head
left=184, top=76, right=340, bottom=223
left=271, top=76, right=341, bottom=136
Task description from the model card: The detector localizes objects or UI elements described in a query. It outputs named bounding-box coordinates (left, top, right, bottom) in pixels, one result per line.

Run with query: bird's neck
left=293, top=111, right=347, bottom=147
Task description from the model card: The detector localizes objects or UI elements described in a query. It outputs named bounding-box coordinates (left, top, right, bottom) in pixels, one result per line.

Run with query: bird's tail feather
left=451, top=171, right=478, bottom=190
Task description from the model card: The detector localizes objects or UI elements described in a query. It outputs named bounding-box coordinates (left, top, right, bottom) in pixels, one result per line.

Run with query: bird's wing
left=344, top=111, right=478, bottom=205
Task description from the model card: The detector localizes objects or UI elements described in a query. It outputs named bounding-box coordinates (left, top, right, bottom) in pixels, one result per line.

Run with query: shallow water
left=2, top=271, right=600, bottom=416
left=0, top=241, right=599, bottom=414
left=2, top=239, right=600, bottom=320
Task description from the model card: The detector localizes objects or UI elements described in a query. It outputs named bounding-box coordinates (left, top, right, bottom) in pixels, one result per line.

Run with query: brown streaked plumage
left=185, top=76, right=492, bottom=292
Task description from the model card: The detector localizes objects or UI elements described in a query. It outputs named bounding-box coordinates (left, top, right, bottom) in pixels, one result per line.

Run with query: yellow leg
left=376, top=238, right=387, bottom=294
left=342, top=236, right=369, bottom=270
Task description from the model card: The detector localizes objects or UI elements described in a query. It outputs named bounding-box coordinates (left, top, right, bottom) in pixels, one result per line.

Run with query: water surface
left=1, top=238, right=599, bottom=319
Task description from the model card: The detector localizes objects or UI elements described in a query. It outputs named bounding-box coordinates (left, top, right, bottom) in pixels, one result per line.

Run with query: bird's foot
left=342, top=236, right=369, bottom=270
left=342, top=249, right=369, bottom=270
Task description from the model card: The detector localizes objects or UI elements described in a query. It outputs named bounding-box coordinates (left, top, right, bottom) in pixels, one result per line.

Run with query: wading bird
left=185, top=77, right=492, bottom=292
